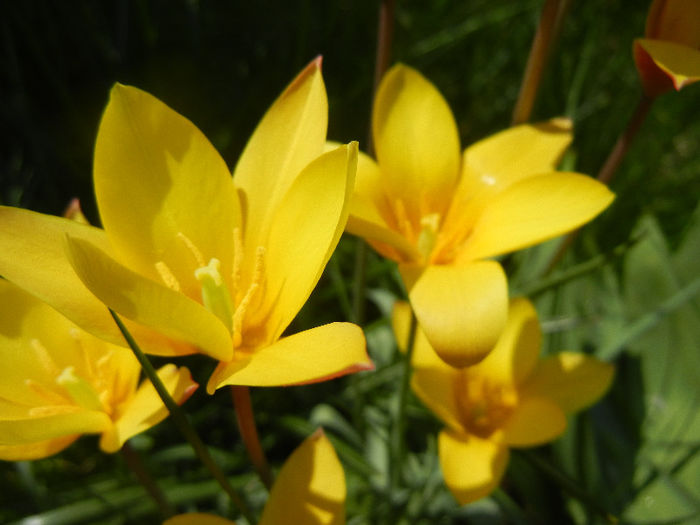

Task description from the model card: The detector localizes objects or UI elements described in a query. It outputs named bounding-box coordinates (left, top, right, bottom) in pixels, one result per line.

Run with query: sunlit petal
left=521, top=352, right=615, bottom=413
left=0, top=409, right=112, bottom=445
left=208, top=323, right=371, bottom=391
left=459, top=173, right=614, bottom=262
left=439, top=430, right=509, bottom=505
left=95, top=84, right=239, bottom=298
left=0, top=436, right=79, bottom=461
left=66, top=236, right=232, bottom=361
left=373, top=64, right=460, bottom=220
left=234, top=57, right=327, bottom=250
left=502, top=396, right=566, bottom=447
left=392, top=301, right=449, bottom=370
left=401, top=262, right=508, bottom=368
left=636, top=39, right=700, bottom=92
left=260, top=430, right=345, bottom=525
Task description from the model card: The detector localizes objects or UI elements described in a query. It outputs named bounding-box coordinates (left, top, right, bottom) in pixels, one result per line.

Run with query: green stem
left=109, top=310, right=256, bottom=524
left=120, top=441, right=175, bottom=518
left=231, top=386, right=274, bottom=491
left=390, top=309, right=418, bottom=491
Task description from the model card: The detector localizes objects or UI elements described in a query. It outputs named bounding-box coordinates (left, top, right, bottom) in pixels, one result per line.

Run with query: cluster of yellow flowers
left=0, top=0, right=696, bottom=522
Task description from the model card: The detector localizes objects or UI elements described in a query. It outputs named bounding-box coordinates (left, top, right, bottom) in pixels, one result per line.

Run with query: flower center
left=56, top=366, right=105, bottom=412
left=195, top=258, right=234, bottom=332
left=455, top=372, right=518, bottom=438
left=417, top=213, right=441, bottom=263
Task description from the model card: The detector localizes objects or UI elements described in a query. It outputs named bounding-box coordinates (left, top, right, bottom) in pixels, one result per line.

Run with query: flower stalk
left=109, top=309, right=255, bottom=523
left=120, top=441, right=174, bottom=518
left=231, top=386, right=274, bottom=490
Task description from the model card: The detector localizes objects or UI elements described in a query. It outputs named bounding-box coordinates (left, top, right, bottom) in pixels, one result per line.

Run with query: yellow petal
left=521, top=352, right=614, bottom=413
left=346, top=150, right=420, bottom=262
left=502, top=396, right=566, bottom=447
left=460, top=118, right=573, bottom=197
left=257, top=144, right=357, bottom=342
left=460, top=173, right=614, bottom=262
left=373, top=64, right=460, bottom=220
left=392, top=300, right=448, bottom=370
left=65, top=236, right=233, bottom=361
left=637, top=39, right=700, bottom=91
left=100, top=365, right=197, bottom=452
left=0, top=207, right=187, bottom=356
left=164, top=514, right=235, bottom=525
left=411, top=366, right=463, bottom=433
left=401, top=262, right=508, bottom=368
left=0, top=436, right=79, bottom=461
left=95, top=84, right=239, bottom=298
left=260, top=430, right=345, bottom=525
left=471, top=298, right=541, bottom=387
left=0, top=409, right=112, bottom=445
left=438, top=430, right=509, bottom=504
left=207, top=323, right=371, bottom=392
left=234, top=58, right=327, bottom=251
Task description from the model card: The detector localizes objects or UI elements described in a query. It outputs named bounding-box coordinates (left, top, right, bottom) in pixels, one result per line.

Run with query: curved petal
left=100, top=365, right=197, bottom=452
left=234, top=58, right=327, bottom=250
left=438, top=430, right=509, bottom=505
left=412, top=366, right=463, bottom=433
left=260, top=430, right=345, bottom=525
left=0, top=435, right=79, bottom=461
left=0, top=409, right=112, bottom=445
left=207, top=323, right=371, bottom=392
left=645, top=0, right=700, bottom=47
left=346, top=150, right=420, bottom=262
left=459, top=173, right=614, bottom=262
left=95, top=84, right=239, bottom=297
left=636, top=39, right=700, bottom=92
left=392, top=300, right=450, bottom=370
left=257, top=144, right=357, bottom=342
left=65, top=236, right=233, bottom=361
left=401, top=262, right=508, bottom=368
left=164, top=515, right=235, bottom=525
left=460, top=118, right=573, bottom=197
left=471, top=298, right=541, bottom=387
left=373, top=64, right=460, bottom=220
left=521, top=352, right=614, bottom=413
left=502, top=396, right=566, bottom=447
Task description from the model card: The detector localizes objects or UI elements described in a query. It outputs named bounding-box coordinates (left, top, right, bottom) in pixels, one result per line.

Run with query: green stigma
left=417, top=213, right=441, bottom=263
left=195, top=258, right=234, bottom=332
left=56, top=366, right=104, bottom=412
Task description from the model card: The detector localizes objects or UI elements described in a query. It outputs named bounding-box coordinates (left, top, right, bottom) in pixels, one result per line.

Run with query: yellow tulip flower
left=0, top=59, right=371, bottom=392
left=634, top=0, right=700, bottom=97
left=348, top=64, right=614, bottom=368
left=163, top=430, right=345, bottom=525
left=0, top=279, right=196, bottom=460
left=393, top=298, right=614, bottom=504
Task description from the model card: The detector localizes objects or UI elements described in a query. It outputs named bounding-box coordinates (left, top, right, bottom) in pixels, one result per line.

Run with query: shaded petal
left=260, top=430, right=345, bottom=525
left=471, top=298, right=541, bottom=387
left=66, top=236, right=233, bottom=361
left=521, top=352, right=614, bottom=413
left=0, top=435, right=79, bottom=461
left=438, top=430, right=509, bottom=505
left=636, top=39, right=700, bottom=92
left=234, top=58, right=327, bottom=250
left=164, top=515, right=234, bottom=525
left=373, top=64, right=460, bottom=220
left=95, top=84, right=239, bottom=297
left=100, top=364, right=197, bottom=452
left=412, top=366, right=463, bottom=433
left=401, top=262, right=508, bottom=368
left=0, top=409, right=112, bottom=445
left=502, top=396, right=566, bottom=447
left=459, top=173, right=614, bottom=262
left=346, top=150, right=420, bottom=262
left=208, top=323, right=371, bottom=391
left=258, top=144, right=357, bottom=342
left=645, top=0, right=700, bottom=47
left=392, top=300, right=450, bottom=370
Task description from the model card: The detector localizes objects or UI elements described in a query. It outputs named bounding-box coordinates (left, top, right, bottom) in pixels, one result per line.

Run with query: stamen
left=393, top=199, right=414, bottom=240
left=232, top=246, right=266, bottom=348
left=417, top=213, right=441, bottom=263
left=177, top=232, right=206, bottom=268
left=25, top=379, right=69, bottom=405
left=195, top=258, right=234, bottom=332
left=30, top=339, right=61, bottom=378
left=56, top=366, right=104, bottom=411
left=155, top=261, right=181, bottom=291
left=231, top=227, right=244, bottom=299
left=68, top=327, right=96, bottom=379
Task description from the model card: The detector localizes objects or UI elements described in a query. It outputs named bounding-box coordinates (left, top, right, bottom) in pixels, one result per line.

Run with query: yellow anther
left=56, top=366, right=104, bottom=411
left=177, top=232, right=206, bottom=268
left=155, top=261, right=181, bottom=292
left=417, top=213, right=441, bottom=263
left=393, top=199, right=414, bottom=240
left=25, top=379, right=69, bottom=405
left=231, top=246, right=266, bottom=349
left=68, top=327, right=96, bottom=379
left=232, top=227, right=244, bottom=297
left=30, top=339, right=61, bottom=378
left=195, top=258, right=234, bottom=333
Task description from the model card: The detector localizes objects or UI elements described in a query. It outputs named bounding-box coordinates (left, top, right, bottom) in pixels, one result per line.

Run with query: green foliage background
left=1, top=1, right=698, bottom=523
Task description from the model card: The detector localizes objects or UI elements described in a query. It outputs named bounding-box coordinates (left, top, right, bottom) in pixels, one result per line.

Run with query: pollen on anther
left=177, top=232, right=206, bottom=268
left=155, top=261, right=181, bottom=291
